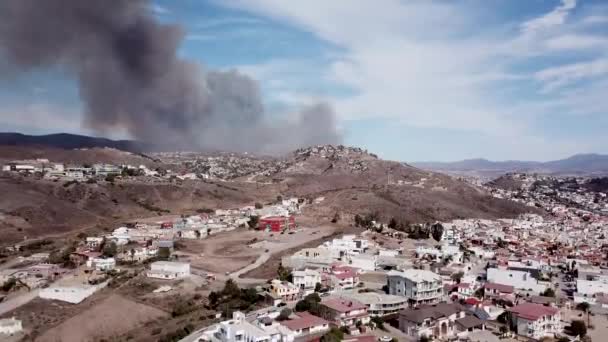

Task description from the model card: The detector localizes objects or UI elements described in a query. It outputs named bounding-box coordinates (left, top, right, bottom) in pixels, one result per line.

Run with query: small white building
left=0, top=317, right=22, bottom=335
left=86, top=257, right=116, bottom=271
left=147, top=261, right=190, bottom=280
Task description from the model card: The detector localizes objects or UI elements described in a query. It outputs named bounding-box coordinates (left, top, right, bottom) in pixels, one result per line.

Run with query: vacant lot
left=178, top=224, right=340, bottom=276
left=36, top=295, right=167, bottom=342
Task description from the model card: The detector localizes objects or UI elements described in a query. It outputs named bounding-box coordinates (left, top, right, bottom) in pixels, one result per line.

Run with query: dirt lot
left=36, top=294, right=167, bottom=342
left=178, top=224, right=342, bottom=275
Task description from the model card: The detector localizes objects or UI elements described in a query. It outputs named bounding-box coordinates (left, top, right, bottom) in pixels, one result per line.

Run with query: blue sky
left=2, top=0, right=608, bottom=162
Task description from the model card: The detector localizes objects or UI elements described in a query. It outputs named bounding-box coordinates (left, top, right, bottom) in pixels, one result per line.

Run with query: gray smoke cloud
left=0, top=0, right=342, bottom=153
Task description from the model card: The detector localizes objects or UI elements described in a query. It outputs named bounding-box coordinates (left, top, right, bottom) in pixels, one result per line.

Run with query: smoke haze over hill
left=0, top=0, right=341, bottom=154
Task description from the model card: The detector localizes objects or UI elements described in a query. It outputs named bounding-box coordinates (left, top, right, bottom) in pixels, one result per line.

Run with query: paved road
left=0, top=289, right=39, bottom=316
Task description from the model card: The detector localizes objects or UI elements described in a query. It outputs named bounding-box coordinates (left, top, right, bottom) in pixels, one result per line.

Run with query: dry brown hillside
left=0, top=144, right=538, bottom=245
left=0, top=173, right=280, bottom=245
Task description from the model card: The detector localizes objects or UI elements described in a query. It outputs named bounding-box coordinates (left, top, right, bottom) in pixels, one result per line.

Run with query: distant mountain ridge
left=0, top=132, right=145, bottom=152
left=414, top=154, right=608, bottom=175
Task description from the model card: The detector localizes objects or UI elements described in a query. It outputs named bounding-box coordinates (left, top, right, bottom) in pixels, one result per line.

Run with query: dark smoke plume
left=0, top=0, right=342, bottom=153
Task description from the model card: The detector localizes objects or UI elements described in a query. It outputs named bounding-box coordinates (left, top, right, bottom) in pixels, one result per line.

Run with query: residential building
left=258, top=216, right=296, bottom=232
left=509, top=303, right=562, bottom=340
left=319, top=298, right=370, bottom=329
left=486, top=267, right=546, bottom=293
left=338, top=292, right=408, bottom=317
left=269, top=279, right=300, bottom=302
left=398, top=303, right=467, bottom=340
left=387, top=269, right=443, bottom=307
left=280, top=312, right=330, bottom=340
left=282, top=247, right=334, bottom=270
left=483, top=282, right=515, bottom=299
left=326, top=265, right=360, bottom=291
left=199, top=311, right=276, bottom=342
left=86, top=257, right=116, bottom=271
left=147, top=261, right=190, bottom=280
left=292, top=269, right=321, bottom=295
left=0, top=317, right=23, bottom=335
left=85, top=237, right=104, bottom=250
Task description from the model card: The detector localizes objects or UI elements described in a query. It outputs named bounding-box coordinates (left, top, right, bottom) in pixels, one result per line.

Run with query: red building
left=258, top=216, right=296, bottom=232
left=161, top=222, right=173, bottom=229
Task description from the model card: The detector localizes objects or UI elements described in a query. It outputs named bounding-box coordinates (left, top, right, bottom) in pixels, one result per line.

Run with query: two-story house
left=292, top=269, right=321, bottom=295
left=269, top=279, right=300, bottom=302
left=398, top=303, right=468, bottom=340
left=319, top=298, right=370, bottom=329
left=387, top=269, right=443, bottom=307
left=509, top=303, right=562, bottom=340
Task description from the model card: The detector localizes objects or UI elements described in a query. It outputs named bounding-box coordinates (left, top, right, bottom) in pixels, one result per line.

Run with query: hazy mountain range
left=0, top=132, right=158, bottom=153
left=413, top=154, right=608, bottom=177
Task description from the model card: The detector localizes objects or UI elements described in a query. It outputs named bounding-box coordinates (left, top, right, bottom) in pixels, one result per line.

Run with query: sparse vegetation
left=208, top=279, right=262, bottom=317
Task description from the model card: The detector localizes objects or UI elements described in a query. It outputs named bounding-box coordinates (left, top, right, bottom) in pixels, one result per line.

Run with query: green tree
left=222, top=279, right=241, bottom=299
left=277, top=264, right=292, bottom=282
left=542, top=288, right=556, bottom=297
left=371, top=316, right=385, bottom=330
left=576, top=302, right=591, bottom=326
left=254, top=202, right=263, bottom=209
left=431, top=223, right=444, bottom=242
left=569, top=320, right=587, bottom=337
left=314, top=282, right=323, bottom=293
left=276, top=308, right=292, bottom=321
left=388, top=217, right=397, bottom=229
left=1, top=277, right=17, bottom=292
left=248, top=215, right=259, bottom=229
left=102, top=241, right=118, bottom=257
left=321, top=327, right=344, bottom=342
left=157, top=247, right=171, bottom=260
left=451, top=271, right=464, bottom=284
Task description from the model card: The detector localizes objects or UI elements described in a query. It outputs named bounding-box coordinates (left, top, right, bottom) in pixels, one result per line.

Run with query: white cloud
left=544, top=34, right=608, bottom=50
left=217, top=0, right=608, bottom=159
left=535, top=58, right=608, bottom=93
left=520, top=0, right=577, bottom=35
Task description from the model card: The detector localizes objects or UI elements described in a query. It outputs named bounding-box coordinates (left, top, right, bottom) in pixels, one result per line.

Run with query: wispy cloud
left=217, top=0, right=608, bottom=159
left=535, top=58, right=608, bottom=93
left=520, top=0, right=577, bottom=35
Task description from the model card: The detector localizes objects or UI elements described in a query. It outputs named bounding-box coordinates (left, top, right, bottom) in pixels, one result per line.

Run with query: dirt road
left=0, top=289, right=39, bottom=316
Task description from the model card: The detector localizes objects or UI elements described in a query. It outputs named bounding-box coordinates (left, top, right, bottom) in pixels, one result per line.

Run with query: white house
left=86, top=257, right=116, bottom=271
left=147, top=261, right=190, bottom=280
left=292, top=269, right=321, bottom=295
left=486, top=268, right=546, bottom=293
left=198, top=311, right=285, bottom=342
left=387, top=269, right=443, bottom=307
left=0, top=317, right=22, bottom=335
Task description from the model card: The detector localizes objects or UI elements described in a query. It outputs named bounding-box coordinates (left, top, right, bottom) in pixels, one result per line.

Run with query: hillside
left=268, top=146, right=536, bottom=223
left=0, top=144, right=537, bottom=245
left=0, top=173, right=280, bottom=245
